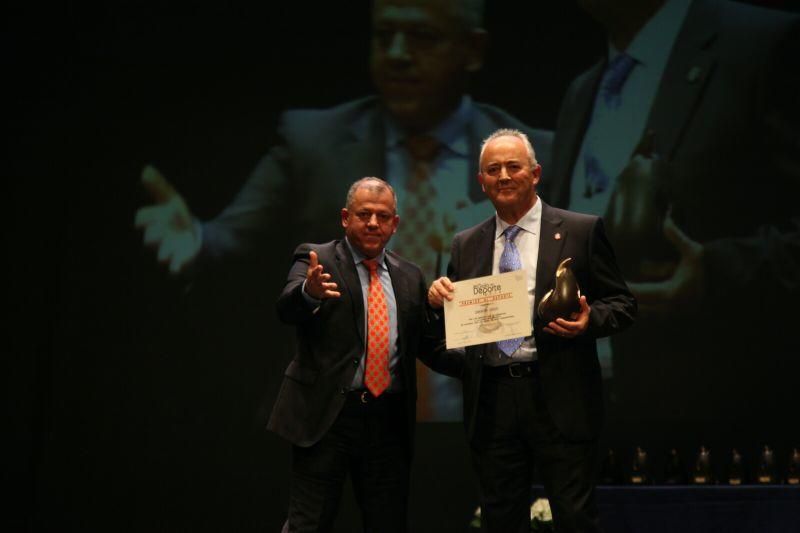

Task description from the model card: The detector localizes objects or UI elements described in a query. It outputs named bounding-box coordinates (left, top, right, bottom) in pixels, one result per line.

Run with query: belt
left=482, top=361, right=539, bottom=378
left=344, top=389, right=404, bottom=406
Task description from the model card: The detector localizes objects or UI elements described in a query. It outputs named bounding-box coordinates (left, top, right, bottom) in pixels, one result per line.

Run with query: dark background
left=6, top=1, right=798, bottom=531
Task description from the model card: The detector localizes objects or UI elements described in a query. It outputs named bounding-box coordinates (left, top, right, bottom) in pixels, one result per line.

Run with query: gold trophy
left=537, top=258, right=581, bottom=323
left=727, top=448, right=744, bottom=485
left=691, top=445, right=713, bottom=484
left=629, top=446, right=650, bottom=484
left=757, top=445, right=777, bottom=484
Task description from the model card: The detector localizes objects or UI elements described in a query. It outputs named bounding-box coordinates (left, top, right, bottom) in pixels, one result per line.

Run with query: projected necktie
left=496, top=225, right=525, bottom=357
left=584, top=53, right=637, bottom=197
left=363, top=259, right=390, bottom=397
left=393, top=135, right=442, bottom=280
left=394, top=135, right=442, bottom=419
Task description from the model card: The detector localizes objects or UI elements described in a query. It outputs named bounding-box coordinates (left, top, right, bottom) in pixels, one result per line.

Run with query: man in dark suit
left=428, top=129, right=636, bottom=533
left=272, top=177, right=458, bottom=532
left=135, top=0, right=551, bottom=421
left=545, top=0, right=800, bottom=443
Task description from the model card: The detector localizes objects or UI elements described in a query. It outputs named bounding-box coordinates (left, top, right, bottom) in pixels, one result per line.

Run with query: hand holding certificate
left=442, top=270, right=532, bottom=349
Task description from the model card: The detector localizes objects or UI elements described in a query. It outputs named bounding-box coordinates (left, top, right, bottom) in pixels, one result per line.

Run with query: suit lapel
left=646, top=0, right=719, bottom=159
left=340, top=108, right=387, bottom=180
left=549, top=60, right=605, bottom=208
left=471, top=218, right=496, bottom=279
left=334, top=241, right=366, bottom=346
left=534, top=202, right=566, bottom=325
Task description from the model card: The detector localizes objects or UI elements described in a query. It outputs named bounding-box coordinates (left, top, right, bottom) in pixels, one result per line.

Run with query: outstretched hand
left=543, top=295, right=591, bottom=338
left=304, top=251, right=341, bottom=300
left=134, top=165, right=201, bottom=274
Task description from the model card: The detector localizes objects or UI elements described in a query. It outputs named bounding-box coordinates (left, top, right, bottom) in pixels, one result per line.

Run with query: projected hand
left=304, top=251, right=340, bottom=299
left=627, top=212, right=705, bottom=314
left=134, top=165, right=201, bottom=274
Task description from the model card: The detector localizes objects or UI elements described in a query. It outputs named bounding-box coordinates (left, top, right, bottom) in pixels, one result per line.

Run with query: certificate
left=444, top=270, right=532, bottom=349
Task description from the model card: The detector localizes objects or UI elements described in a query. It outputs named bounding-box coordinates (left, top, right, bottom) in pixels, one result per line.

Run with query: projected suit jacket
left=545, top=0, right=800, bottom=435
left=198, top=95, right=552, bottom=269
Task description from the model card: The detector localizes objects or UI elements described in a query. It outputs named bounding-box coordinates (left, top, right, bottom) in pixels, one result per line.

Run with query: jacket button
left=353, top=359, right=359, bottom=366
left=340, top=387, right=347, bottom=395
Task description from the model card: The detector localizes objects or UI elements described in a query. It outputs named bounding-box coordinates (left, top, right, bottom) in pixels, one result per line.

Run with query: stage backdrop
left=10, top=1, right=800, bottom=531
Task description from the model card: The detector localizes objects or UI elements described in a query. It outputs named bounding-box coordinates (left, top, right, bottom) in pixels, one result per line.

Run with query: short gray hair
left=345, top=177, right=397, bottom=212
left=479, top=128, right=538, bottom=167
left=372, top=0, right=485, bottom=31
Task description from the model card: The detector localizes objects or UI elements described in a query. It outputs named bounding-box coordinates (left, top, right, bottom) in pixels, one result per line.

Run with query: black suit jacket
left=444, top=201, right=636, bottom=443
left=268, top=240, right=460, bottom=450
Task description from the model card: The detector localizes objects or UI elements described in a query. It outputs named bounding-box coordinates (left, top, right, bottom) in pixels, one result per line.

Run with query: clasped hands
left=627, top=212, right=705, bottom=314
left=427, top=277, right=591, bottom=338
left=617, top=133, right=706, bottom=314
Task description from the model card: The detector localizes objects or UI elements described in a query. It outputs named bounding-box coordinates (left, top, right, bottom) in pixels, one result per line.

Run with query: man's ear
left=532, top=163, right=542, bottom=186
left=341, top=208, right=349, bottom=228
left=477, top=172, right=486, bottom=192
left=464, top=29, right=488, bottom=73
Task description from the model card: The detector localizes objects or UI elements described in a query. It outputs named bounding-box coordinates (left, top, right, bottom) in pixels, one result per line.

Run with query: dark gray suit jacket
left=443, top=201, right=636, bottom=444
left=268, top=240, right=460, bottom=450
left=548, top=0, right=800, bottom=308
left=200, top=96, right=552, bottom=267
left=546, top=0, right=800, bottom=431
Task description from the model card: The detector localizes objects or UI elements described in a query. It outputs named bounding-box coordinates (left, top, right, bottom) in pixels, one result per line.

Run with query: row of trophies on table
left=598, top=446, right=800, bottom=485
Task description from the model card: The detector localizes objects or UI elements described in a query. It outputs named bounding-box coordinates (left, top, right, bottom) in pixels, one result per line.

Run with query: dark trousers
left=471, top=365, right=599, bottom=533
left=286, top=391, right=409, bottom=533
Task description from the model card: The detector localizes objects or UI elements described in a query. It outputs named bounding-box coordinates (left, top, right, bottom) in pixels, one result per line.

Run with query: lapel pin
left=555, top=232, right=562, bottom=240
left=687, top=66, right=702, bottom=83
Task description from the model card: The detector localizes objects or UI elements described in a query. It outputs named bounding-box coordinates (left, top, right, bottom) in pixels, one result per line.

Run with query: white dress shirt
left=487, top=198, right=542, bottom=364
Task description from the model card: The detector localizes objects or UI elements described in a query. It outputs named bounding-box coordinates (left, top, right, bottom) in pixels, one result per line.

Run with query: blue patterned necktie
left=497, top=225, right=525, bottom=357
left=600, top=53, right=636, bottom=108
left=584, top=52, right=637, bottom=197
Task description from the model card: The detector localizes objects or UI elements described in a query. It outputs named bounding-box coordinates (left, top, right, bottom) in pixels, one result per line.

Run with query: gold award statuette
left=537, top=258, right=581, bottom=323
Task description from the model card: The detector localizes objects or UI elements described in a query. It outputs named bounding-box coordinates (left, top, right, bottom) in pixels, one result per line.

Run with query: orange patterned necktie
left=363, top=258, right=390, bottom=397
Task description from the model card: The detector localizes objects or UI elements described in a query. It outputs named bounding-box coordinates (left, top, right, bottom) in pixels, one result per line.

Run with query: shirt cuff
left=301, top=280, right=322, bottom=308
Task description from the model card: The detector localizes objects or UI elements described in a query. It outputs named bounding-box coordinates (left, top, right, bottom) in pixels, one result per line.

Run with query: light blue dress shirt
left=302, top=239, right=400, bottom=391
